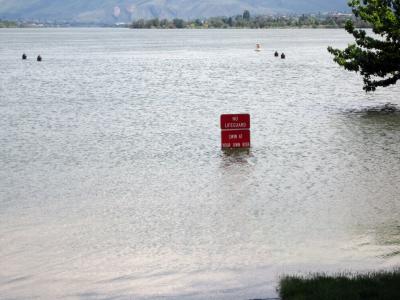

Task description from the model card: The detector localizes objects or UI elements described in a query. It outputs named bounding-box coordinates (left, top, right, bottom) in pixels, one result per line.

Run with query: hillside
left=0, top=0, right=350, bottom=24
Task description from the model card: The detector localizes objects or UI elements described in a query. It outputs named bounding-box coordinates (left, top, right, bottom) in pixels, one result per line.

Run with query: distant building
left=329, top=12, right=353, bottom=21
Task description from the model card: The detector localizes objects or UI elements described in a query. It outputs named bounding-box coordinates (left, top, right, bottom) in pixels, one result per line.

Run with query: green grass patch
left=279, top=269, right=400, bottom=300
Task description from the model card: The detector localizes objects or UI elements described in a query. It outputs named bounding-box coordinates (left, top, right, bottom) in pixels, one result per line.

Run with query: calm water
left=0, top=28, right=399, bottom=299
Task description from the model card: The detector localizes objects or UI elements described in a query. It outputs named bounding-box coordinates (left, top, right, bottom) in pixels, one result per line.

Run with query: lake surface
left=0, top=28, right=399, bottom=300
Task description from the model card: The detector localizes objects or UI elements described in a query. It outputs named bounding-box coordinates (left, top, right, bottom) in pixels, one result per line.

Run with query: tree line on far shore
left=130, top=10, right=371, bottom=29
left=0, top=19, right=17, bottom=28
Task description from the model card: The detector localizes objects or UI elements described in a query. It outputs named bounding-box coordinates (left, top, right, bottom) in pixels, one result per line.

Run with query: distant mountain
left=0, top=0, right=350, bottom=24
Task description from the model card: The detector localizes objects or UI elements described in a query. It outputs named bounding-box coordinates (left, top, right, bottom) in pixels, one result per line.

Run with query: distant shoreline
left=0, top=20, right=17, bottom=28
left=0, top=25, right=371, bottom=30
left=128, top=26, right=370, bottom=29
left=129, top=14, right=371, bottom=29
left=1, top=12, right=372, bottom=29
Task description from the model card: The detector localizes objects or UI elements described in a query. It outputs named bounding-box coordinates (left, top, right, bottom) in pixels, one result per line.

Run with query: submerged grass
left=279, top=269, right=400, bottom=300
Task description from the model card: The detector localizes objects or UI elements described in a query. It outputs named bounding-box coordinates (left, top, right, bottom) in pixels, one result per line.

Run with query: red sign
left=221, top=129, right=251, bottom=149
left=220, top=114, right=250, bottom=130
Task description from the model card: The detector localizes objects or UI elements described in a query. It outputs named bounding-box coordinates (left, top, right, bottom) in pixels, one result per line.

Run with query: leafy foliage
left=243, top=10, right=251, bottom=21
left=328, top=0, right=400, bottom=91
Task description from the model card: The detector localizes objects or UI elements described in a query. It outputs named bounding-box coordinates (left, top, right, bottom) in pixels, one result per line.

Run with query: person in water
left=274, top=51, right=279, bottom=57
left=22, top=53, right=27, bottom=60
left=37, top=55, right=42, bottom=62
left=281, top=53, right=286, bottom=59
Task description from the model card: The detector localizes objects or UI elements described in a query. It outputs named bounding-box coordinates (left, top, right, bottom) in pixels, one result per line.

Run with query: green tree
left=209, top=17, right=224, bottom=28
left=194, top=19, right=203, bottom=27
left=160, top=19, right=168, bottom=28
left=243, top=10, right=251, bottom=21
left=227, top=17, right=234, bottom=27
left=328, top=0, right=400, bottom=91
left=173, top=18, right=185, bottom=28
left=151, top=18, right=160, bottom=28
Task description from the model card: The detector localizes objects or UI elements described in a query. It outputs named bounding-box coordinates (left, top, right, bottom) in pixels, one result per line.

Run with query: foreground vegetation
left=130, top=11, right=371, bottom=29
left=279, top=270, right=400, bottom=300
left=328, top=0, right=400, bottom=92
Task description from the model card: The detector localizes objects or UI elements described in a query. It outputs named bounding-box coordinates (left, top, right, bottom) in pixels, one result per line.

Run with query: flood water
left=0, top=28, right=399, bottom=299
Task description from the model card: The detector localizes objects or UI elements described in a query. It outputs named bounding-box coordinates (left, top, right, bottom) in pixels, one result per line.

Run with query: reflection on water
left=347, top=103, right=400, bottom=115
left=0, top=28, right=399, bottom=299
left=336, top=107, right=400, bottom=264
left=221, top=149, right=253, bottom=166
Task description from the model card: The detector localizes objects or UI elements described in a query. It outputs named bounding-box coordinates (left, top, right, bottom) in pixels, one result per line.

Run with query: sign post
left=220, top=114, right=251, bottom=149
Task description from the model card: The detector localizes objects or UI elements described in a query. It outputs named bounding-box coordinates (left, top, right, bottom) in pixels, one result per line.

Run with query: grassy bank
left=279, top=269, right=400, bottom=300
left=0, top=20, right=17, bottom=28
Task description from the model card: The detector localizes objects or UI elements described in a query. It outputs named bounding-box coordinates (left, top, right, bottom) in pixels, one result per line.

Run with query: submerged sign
left=220, top=114, right=251, bottom=149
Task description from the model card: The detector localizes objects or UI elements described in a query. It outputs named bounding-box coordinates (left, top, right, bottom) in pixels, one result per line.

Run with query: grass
left=279, top=269, right=400, bottom=300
